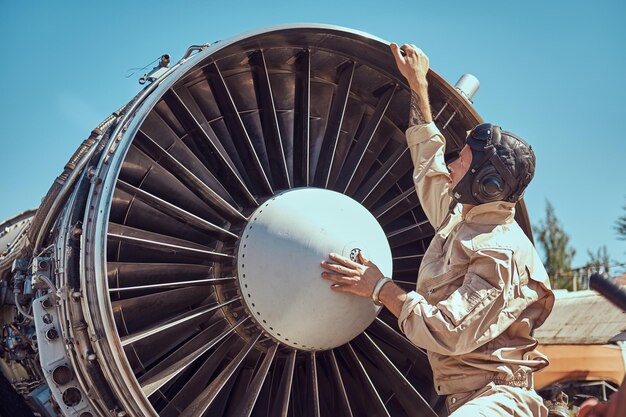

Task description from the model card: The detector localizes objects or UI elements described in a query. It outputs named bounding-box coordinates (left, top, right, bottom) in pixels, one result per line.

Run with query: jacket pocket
left=437, top=273, right=500, bottom=327
left=422, top=266, right=467, bottom=297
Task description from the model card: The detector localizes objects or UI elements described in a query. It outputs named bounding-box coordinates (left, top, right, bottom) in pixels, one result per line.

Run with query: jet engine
left=0, top=24, right=533, bottom=417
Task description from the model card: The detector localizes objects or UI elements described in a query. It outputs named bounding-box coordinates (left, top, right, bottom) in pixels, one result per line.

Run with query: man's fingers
left=390, top=43, right=405, bottom=66
left=330, top=283, right=352, bottom=293
left=328, top=253, right=360, bottom=268
left=321, top=260, right=357, bottom=276
left=400, top=44, right=415, bottom=56
left=321, top=271, right=360, bottom=294
left=358, top=251, right=371, bottom=265
left=321, top=271, right=355, bottom=285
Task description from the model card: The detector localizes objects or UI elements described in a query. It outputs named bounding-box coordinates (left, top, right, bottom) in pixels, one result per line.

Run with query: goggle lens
left=470, top=123, right=493, bottom=142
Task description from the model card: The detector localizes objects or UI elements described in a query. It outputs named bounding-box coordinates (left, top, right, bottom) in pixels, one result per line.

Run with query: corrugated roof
left=534, top=290, right=626, bottom=344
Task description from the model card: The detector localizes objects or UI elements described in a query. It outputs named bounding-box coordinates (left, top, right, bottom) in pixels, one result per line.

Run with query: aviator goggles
left=466, top=123, right=495, bottom=150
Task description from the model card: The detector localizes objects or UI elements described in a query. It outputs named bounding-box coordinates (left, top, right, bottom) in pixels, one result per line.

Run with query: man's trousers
left=446, top=382, right=548, bottom=417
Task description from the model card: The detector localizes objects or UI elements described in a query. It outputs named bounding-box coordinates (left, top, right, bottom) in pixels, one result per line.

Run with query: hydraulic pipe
left=589, top=273, right=626, bottom=312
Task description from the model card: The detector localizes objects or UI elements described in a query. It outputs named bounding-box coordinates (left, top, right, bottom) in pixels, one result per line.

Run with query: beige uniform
left=398, top=123, right=555, bottom=416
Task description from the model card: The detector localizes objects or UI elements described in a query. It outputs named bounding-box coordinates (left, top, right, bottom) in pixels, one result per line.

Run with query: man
left=320, top=43, right=555, bottom=417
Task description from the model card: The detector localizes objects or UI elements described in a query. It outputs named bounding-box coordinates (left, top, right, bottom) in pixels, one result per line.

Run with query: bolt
left=46, top=328, right=59, bottom=340
left=71, top=291, right=81, bottom=300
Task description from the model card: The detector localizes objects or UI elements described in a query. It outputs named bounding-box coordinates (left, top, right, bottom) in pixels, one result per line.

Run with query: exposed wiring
left=35, top=274, right=58, bottom=294
left=34, top=244, right=54, bottom=259
left=14, top=294, right=33, bottom=320
left=125, top=55, right=162, bottom=79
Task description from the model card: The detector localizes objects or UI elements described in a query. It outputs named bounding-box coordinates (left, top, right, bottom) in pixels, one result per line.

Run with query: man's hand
left=390, top=43, right=433, bottom=125
left=320, top=252, right=384, bottom=298
left=320, top=252, right=408, bottom=317
left=390, top=43, right=429, bottom=92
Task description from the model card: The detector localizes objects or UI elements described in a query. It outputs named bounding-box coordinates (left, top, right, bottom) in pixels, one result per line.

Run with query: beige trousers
left=447, top=382, right=548, bottom=417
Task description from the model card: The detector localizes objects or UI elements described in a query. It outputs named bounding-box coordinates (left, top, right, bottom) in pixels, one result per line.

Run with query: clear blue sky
left=1, top=1, right=624, bottom=269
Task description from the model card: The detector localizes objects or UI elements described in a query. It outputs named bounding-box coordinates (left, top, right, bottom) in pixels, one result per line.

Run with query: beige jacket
left=398, top=122, right=555, bottom=396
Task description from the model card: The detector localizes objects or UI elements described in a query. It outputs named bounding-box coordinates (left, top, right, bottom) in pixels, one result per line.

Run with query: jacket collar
left=463, top=201, right=516, bottom=225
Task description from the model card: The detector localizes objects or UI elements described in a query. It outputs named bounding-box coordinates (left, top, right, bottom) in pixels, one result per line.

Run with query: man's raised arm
left=390, top=43, right=432, bottom=125
left=390, top=43, right=453, bottom=229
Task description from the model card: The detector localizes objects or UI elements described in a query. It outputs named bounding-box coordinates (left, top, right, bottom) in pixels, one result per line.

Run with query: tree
left=533, top=200, right=576, bottom=290
left=616, top=202, right=626, bottom=240
left=586, top=245, right=611, bottom=275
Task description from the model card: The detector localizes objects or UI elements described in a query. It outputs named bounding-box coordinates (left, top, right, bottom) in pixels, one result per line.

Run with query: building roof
left=615, top=273, right=626, bottom=286
left=534, top=290, right=626, bottom=344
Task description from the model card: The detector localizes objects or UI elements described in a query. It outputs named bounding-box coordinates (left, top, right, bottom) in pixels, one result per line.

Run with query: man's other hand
left=320, top=252, right=384, bottom=299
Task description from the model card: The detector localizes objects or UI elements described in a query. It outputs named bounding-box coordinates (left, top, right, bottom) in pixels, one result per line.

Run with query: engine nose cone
left=237, top=188, right=392, bottom=351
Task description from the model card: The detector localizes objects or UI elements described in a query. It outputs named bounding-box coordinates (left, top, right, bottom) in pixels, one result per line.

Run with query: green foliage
left=586, top=245, right=611, bottom=274
left=533, top=200, right=576, bottom=290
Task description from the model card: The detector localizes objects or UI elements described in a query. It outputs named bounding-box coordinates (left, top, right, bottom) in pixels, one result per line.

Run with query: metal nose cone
left=237, top=188, right=392, bottom=351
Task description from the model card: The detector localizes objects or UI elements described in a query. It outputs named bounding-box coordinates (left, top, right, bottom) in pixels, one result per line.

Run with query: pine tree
left=533, top=200, right=576, bottom=290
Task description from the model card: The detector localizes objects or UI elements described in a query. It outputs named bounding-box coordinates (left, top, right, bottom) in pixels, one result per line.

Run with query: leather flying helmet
left=451, top=123, right=535, bottom=206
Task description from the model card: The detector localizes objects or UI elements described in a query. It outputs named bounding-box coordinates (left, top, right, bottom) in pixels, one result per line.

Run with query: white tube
left=455, top=74, right=480, bottom=102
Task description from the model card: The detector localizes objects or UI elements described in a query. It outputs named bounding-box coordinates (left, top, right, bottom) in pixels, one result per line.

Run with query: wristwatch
left=371, top=277, right=392, bottom=306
